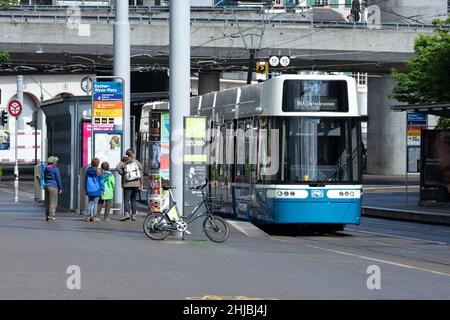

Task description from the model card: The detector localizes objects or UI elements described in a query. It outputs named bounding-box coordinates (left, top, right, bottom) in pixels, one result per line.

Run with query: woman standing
left=97, top=162, right=115, bottom=221
left=44, top=156, right=62, bottom=221
left=85, top=158, right=104, bottom=222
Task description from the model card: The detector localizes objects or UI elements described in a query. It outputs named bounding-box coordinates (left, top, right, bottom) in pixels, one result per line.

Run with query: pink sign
left=82, top=122, right=92, bottom=167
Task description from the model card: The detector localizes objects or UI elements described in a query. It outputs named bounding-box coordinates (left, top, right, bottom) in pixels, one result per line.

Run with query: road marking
left=373, top=241, right=395, bottom=247
left=364, top=186, right=419, bottom=191
left=0, top=188, right=34, bottom=199
left=269, top=237, right=450, bottom=277
left=346, top=229, right=448, bottom=245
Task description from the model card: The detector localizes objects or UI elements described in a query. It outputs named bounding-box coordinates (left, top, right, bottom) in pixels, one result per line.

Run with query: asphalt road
left=0, top=181, right=449, bottom=300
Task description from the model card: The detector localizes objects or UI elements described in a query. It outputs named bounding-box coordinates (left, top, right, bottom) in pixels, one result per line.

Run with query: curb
left=362, top=206, right=450, bottom=226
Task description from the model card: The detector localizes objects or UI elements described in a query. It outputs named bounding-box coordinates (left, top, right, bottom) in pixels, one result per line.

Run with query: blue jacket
left=85, top=167, right=104, bottom=197
left=44, top=165, right=62, bottom=191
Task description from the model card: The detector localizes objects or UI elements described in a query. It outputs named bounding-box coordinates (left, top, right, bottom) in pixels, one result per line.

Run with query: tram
left=191, top=74, right=362, bottom=230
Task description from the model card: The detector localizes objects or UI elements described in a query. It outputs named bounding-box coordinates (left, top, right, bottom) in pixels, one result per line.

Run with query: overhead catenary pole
left=114, top=0, right=130, bottom=151
left=15, top=75, right=23, bottom=203
left=170, top=0, right=191, bottom=217
left=113, top=0, right=131, bottom=209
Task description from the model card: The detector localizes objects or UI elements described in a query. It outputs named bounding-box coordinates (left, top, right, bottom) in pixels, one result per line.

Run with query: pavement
left=363, top=174, right=450, bottom=226
left=0, top=179, right=450, bottom=299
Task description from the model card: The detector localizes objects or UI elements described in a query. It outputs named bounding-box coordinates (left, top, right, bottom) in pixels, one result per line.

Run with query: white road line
left=227, top=221, right=250, bottom=237
left=364, top=187, right=419, bottom=191
left=346, top=229, right=448, bottom=245
left=269, top=237, right=450, bottom=277
left=373, top=241, right=396, bottom=247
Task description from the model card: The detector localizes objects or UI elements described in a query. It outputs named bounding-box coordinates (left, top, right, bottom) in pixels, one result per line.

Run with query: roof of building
left=391, top=103, right=450, bottom=117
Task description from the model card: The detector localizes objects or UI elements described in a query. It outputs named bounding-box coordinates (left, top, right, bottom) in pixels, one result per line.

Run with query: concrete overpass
left=0, top=6, right=449, bottom=176
left=0, top=7, right=445, bottom=74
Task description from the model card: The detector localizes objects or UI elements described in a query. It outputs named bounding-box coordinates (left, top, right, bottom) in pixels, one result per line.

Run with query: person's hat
left=47, top=156, right=59, bottom=164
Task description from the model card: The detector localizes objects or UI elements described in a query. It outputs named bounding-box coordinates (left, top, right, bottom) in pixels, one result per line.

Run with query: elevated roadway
left=1, top=7, right=448, bottom=74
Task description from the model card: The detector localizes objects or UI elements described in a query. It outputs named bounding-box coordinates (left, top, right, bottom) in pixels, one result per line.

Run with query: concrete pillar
left=367, top=74, right=406, bottom=175
left=198, top=71, right=220, bottom=95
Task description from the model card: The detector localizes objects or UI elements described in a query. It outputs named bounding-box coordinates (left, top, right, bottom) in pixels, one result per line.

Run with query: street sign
left=92, top=81, right=124, bottom=130
left=269, top=56, right=280, bottom=67
left=280, top=56, right=291, bottom=67
left=8, top=100, right=22, bottom=117
left=256, top=61, right=269, bottom=75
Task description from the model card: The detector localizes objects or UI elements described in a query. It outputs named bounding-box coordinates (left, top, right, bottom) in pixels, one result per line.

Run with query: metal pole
left=15, top=75, right=23, bottom=203
left=113, top=0, right=131, bottom=210
left=247, top=49, right=255, bottom=84
left=170, top=0, right=190, bottom=217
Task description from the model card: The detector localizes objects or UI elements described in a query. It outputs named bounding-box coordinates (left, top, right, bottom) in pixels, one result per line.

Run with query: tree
left=0, top=0, right=18, bottom=10
left=0, top=51, right=9, bottom=66
left=391, top=17, right=450, bottom=104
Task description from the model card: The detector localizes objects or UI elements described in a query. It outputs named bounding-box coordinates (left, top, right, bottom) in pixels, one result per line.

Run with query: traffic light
left=26, top=111, right=37, bottom=128
left=0, top=110, right=7, bottom=127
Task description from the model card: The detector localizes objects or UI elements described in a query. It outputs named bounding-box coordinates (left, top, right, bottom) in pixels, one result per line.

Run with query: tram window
left=281, top=117, right=360, bottom=184
left=282, top=80, right=349, bottom=112
left=235, top=121, right=246, bottom=182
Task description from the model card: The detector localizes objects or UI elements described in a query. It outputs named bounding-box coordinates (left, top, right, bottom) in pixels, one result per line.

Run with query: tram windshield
left=259, top=117, right=361, bottom=184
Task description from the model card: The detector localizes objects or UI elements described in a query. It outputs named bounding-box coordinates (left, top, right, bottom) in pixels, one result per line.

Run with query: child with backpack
left=97, top=162, right=115, bottom=221
left=85, top=158, right=104, bottom=222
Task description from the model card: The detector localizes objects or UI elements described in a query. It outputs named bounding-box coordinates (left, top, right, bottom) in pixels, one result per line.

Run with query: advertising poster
left=82, top=122, right=92, bottom=167
left=422, top=130, right=450, bottom=187
left=94, top=132, right=122, bottom=167
left=150, top=113, right=161, bottom=142
left=0, top=130, right=11, bottom=150
left=149, top=142, right=161, bottom=172
left=183, top=116, right=208, bottom=240
left=161, top=112, right=170, bottom=143
left=148, top=174, right=161, bottom=212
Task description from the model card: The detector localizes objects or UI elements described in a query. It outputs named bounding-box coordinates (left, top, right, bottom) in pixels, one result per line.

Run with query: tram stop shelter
left=392, top=102, right=450, bottom=207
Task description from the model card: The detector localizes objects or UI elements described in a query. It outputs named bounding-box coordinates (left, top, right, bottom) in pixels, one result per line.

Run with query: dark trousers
left=97, top=199, right=112, bottom=218
left=45, top=187, right=58, bottom=217
left=124, top=187, right=139, bottom=215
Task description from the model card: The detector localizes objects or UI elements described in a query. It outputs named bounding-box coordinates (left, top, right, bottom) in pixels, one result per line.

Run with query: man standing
left=43, top=156, right=62, bottom=221
left=116, top=149, right=144, bottom=221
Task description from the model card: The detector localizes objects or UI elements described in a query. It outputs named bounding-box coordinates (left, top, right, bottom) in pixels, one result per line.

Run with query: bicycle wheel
left=203, top=215, right=230, bottom=243
left=143, top=213, right=171, bottom=240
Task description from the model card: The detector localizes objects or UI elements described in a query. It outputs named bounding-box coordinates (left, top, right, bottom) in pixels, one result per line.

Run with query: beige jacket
left=116, top=158, right=144, bottom=189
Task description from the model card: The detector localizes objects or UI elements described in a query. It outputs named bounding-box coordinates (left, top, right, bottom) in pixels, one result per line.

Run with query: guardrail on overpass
left=1, top=11, right=448, bottom=32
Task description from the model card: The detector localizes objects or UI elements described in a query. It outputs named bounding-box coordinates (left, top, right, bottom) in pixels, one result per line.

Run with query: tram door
left=233, top=118, right=256, bottom=221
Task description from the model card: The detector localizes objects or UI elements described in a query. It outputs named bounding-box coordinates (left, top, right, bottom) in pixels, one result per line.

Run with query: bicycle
left=143, top=179, right=230, bottom=243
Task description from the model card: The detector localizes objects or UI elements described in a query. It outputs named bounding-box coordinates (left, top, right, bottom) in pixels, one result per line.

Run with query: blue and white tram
left=192, top=74, right=362, bottom=230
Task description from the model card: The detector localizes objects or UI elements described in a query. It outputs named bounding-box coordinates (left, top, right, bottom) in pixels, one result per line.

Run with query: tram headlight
left=339, top=191, right=344, bottom=196
left=290, top=191, right=295, bottom=196
left=284, top=191, right=289, bottom=197
left=350, top=191, right=355, bottom=197
left=277, top=191, right=283, bottom=197
left=345, top=191, right=349, bottom=196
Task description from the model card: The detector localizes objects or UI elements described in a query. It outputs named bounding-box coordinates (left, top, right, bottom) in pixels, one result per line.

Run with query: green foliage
left=0, top=0, right=18, bottom=10
left=391, top=16, right=450, bottom=104
left=436, top=117, right=450, bottom=130
left=0, top=51, right=9, bottom=66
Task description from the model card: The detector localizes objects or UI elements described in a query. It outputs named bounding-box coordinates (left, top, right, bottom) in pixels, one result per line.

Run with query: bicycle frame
left=155, top=188, right=213, bottom=231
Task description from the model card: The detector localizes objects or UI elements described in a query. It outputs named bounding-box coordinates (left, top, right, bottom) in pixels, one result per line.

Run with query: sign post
left=10, top=77, right=23, bottom=203
left=92, top=77, right=125, bottom=212
left=405, top=111, right=428, bottom=203
left=183, top=116, right=208, bottom=240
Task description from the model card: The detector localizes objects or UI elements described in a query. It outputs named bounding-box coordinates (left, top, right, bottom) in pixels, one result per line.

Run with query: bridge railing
left=0, top=11, right=449, bottom=32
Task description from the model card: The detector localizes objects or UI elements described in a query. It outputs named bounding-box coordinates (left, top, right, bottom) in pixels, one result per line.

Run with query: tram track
left=268, top=223, right=450, bottom=277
